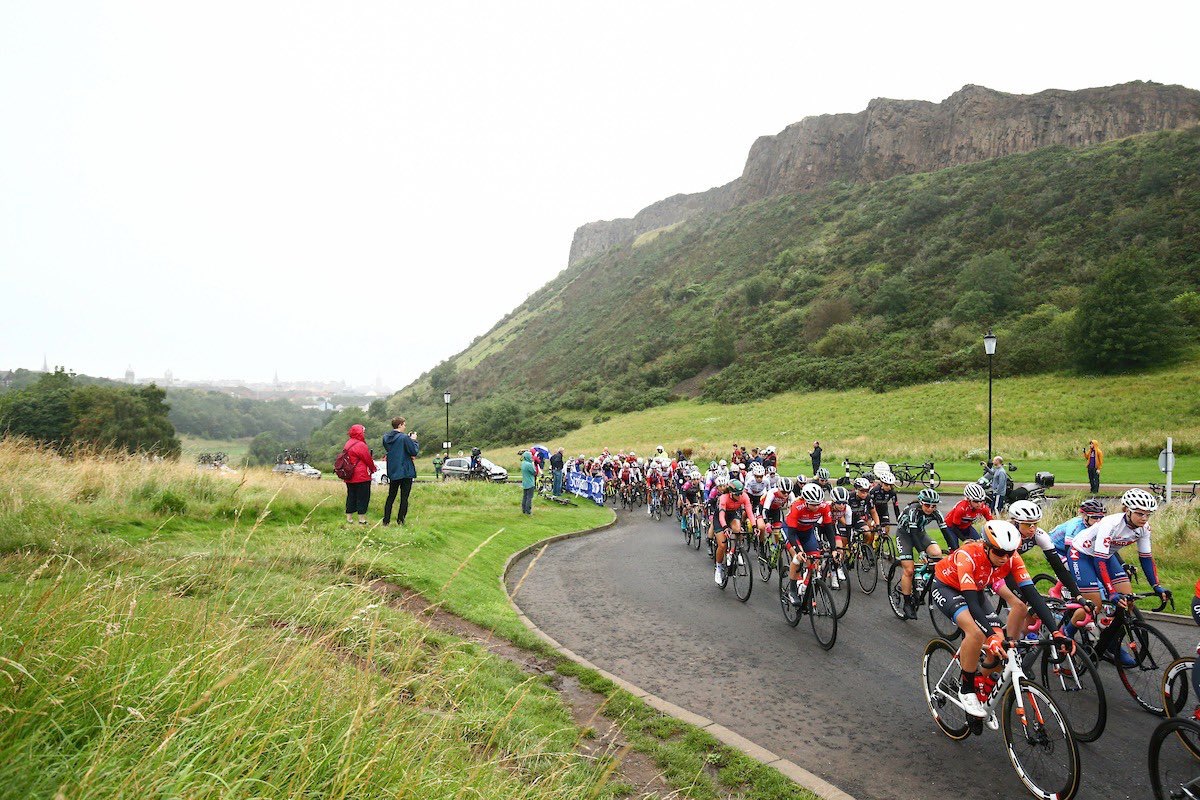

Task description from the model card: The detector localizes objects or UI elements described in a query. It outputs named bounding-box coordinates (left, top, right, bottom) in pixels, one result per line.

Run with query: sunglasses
left=920, top=501, right=937, bottom=508
left=1084, top=514, right=1104, bottom=521
left=988, top=546, right=1016, bottom=558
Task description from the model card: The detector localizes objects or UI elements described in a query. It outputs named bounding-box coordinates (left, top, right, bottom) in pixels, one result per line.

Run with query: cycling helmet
left=873, top=461, right=890, bottom=475
left=656, top=445, right=664, bottom=452
left=1079, top=498, right=1106, bottom=516
left=853, top=477, right=871, bottom=490
left=800, top=483, right=824, bottom=504
left=728, top=479, right=744, bottom=495
left=795, top=474, right=807, bottom=484
left=636, top=457, right=644, bottom=466
left=1008, top=500, right=1042, bottom=523
left=709, top=461, right=718, bottom=470
left=963, top=483, right=987, bottom=502
left=816, top=467, right=830, bottom=480
left=830, top=486, right=850, bottom=504
left=752, top=464, right=765, bottom=477
left=983, top=520, right=1021, bottom=552
left=767, top=465, right=777, bottom=474
left=1121, top=488, right=1158, bottom=513
left=764, top=446, right=775, bottom=454
left=877, top=471, right=897, bottom=485
left=917, top=488, right=940, bottom=505
left=719, top=459, right=728, bottom=467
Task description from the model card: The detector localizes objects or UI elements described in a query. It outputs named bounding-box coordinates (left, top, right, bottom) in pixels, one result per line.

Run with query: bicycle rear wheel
left=1001, top=680, right=1080, bottom=800
left=757, top=540, right=775, bottom=583
left=1040, top=646, right=1107, bottom=743
left=921, top=637, right=970, bottom=740
left=1163, top=658, right=1200, bottom=758
left=855, top=542, right=878, bottom=594
left=692, top=513, right=703, bottom=550
left=779, top=572, right=801, bottom=628
left=821, top=557, right=851, bottom=619
left=807, top=580, right=837, bottom=650
left=732, top=547, right=753, bottom=602
left=1150, top=717, right=1200, bottom=800
left=876, top=535, right=897, bottom=581
left=1116, top=621, right=1180, bottom=716
left=885, top=562, right=907, bottom=620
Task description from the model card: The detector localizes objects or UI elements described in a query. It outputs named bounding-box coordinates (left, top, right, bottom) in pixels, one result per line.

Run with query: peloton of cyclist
left=894, top=488, right=949, bottom=620
left=931, top=520, right=1070, bottom=718
left=943, top=482, right=993, bottom=551
left=714, top=479, right=756, bottom=585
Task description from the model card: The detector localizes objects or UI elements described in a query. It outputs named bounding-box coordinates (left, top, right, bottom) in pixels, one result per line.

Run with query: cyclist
left=827, top=486, right=854, bottom=580
left=1002, top=499, right=1084, bottom=636
left=943, top=483, right=993, bottom=551
left=788, top=474, right=808, bottom=501
left=762, top=446, right=778, bottom=471
left=814, top=467, right=833, bottom=492
left=714, top=479, right=756, bottom=584
left=894, top=488, right=949, bottom=619
left=745, top=464, right=770, bottom=544
left=1068, top=488, right=1172, bottom=663
left=679, top=467, right=704, bottom=531
left=931, top=521, right=1070, bottom=717
left=1049, top=498, right=1106, bottom=565
left=782, top=483, right=836, bottom=603
left=869, top=470, right=902, bottom=527
left=847, top=477, right=881, bottom=544
left=763, top=464, right=782, bottom=492
left=645, top=465, right=665, bottom=516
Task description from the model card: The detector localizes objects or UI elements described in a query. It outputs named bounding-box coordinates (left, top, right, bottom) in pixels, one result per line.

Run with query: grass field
left=508, top=358, right=1200, bottom=487
left=0, top=441, right=814, bottom=800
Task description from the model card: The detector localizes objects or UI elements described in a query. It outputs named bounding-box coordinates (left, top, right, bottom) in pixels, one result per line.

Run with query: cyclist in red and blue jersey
left=943, top=482, right=993, bottom=550
left=781, top=483, right=835, bottom=604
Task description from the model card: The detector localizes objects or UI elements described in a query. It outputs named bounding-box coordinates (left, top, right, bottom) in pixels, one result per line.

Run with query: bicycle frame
left=932, top=642, right=1035, bottom=727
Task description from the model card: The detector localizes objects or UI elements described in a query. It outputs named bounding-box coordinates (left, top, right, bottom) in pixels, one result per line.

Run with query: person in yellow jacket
left=1083, top=440, right=1103, bottom=494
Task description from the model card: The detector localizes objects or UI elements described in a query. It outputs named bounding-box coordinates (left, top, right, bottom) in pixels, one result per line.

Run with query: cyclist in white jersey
left=1069, top=488, right=1171, bottom=612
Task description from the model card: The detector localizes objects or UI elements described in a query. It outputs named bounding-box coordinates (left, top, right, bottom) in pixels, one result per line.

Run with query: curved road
left=509, top=514, right=1196, bottom=800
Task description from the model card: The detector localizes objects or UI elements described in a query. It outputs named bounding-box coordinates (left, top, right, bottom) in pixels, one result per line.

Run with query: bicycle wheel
left=926, top=470, right=941, bottom=489
left=1116, top=621, right=1181, bottom=716
left=1040, top=646, right=1107, bottom=743
left=922, top=637, right=970, bottom=740
left=885, top=562, right=907, bottom=620
left=1164, top=658, right=1197, bottom=731
left=928, top=591, right=962, bottom=641
left=876, top=535, right=897, bottom=580
left=732, top=548, right=753, bottom=602
left=717, top=553, right=730, bottom=590
left=1150, top=718, right=1200, bottom=800
left=821, top=557, right=851, bottom=619
left=807, top=579, right=837, bottom=650
left=1001, top=680, right=1081, bottom=800
left=757, top=540, right=775, bottom=583
left=779, top=572, right=801, bottom=628
left=855, top=542, right=878, bottom=594
left=1031, top=572, right=1058, bottom=596
left=693, top=513, right=703, bottom=550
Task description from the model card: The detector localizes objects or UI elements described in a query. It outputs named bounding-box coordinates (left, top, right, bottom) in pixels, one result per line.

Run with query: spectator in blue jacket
left=382, top=416, right=419, bottom=525
left=520, top=450, right=536, bottom=515
left=983, top=456, right=1009, bottom=513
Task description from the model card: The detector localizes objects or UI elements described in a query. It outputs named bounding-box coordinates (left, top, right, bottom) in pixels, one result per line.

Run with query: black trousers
left=345, top=481, right=371, bottom=514
left=1088, top=465, right=1100, bottom=494
left=384, top=477, right=414, bottom=524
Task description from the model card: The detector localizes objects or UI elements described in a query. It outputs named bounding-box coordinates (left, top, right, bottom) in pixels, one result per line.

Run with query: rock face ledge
left=568, top=81, right=1200, bottom=265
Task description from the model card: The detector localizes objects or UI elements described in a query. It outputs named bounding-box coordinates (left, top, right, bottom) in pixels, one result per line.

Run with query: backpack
left=333, top=447, right=356, bottom=480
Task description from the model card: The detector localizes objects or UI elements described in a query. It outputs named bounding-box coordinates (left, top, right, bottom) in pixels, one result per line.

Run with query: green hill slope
left=324, top=126, right=1200, bottom=453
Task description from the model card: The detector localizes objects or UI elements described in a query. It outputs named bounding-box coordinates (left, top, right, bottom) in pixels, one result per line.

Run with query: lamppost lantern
left=443, top=391, right=451, bottom=405
left=984, top=330, right=997, bottom=356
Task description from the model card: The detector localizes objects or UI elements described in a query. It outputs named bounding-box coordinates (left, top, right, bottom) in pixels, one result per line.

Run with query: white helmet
left=656, top=445, right=664, bottom=453
left=964, top=483, right=987, bottom=502
left=983, top=520, right=1021, bottom=552
left=877, top=471, right=897, bottom=485
left=636, top=457, right=644, bottom=466
left=1121, top=488, right=1158, bottom=513
left=853, top=477, right=871, bottom=490
left=767, top=465, right=777, bottom=474
left=873, top=461, right=890, bottom=475
left=764, top=446, right=775, bottom=454
left=719, top=459, right=727, bottom=467
left=752, top=464, right=765, bottom=477
left=800, top=483, right=824, bottom=504
left=1008, top=500, right=1042, bottom=523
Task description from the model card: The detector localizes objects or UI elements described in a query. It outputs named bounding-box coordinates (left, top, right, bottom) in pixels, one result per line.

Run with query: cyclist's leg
left=898, top=530, right=916, bottom=595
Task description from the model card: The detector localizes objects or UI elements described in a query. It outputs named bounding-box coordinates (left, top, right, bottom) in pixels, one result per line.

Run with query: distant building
left=124, top=366, right=135, bottom=383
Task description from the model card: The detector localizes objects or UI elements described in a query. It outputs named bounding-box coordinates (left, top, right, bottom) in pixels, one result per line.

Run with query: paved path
left=510, top=513, right=1196, bottom=800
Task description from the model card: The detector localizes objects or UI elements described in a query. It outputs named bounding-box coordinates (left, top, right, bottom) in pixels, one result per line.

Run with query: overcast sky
left=3, top=2, right=1198, bottom=390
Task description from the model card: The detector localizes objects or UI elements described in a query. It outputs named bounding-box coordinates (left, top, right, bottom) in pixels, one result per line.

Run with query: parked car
left=273, top=462, right=322, bottom=479
left=372, top=460, right=389, bottom=485
left=442, top=456, right=508, bottom=482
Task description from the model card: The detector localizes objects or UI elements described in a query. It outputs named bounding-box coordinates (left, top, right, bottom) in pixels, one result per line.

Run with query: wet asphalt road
left=509, top=512, right=1197, bottom=800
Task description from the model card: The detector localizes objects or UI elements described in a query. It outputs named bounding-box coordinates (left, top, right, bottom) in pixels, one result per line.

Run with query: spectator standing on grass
left=550, top=447, right=565, bottom=496
left=1083, top=440, right=1103, bottom=494
left=433, top=453, right=444, bottom=481
left=520, top=450, right=536, bottom=515
left=342, top=424, right=376, bottom=525
left=983, top=456, right=1009, bottom=513
left=810, top=441, right=823, bottom=474
left=382, top=417, right=419, bottom=526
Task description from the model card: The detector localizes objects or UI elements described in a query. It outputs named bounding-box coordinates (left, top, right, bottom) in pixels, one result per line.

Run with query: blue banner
left=565, top=470, right=606, bottom=505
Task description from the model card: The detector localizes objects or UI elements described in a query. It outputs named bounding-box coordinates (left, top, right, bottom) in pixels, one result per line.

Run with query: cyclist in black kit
left=869, top=470, right=902, bottom=526
left=895, top=487, right=950, bottom=619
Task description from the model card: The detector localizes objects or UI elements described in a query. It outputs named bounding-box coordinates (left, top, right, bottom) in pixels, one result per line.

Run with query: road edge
left=501, top=517, right=858, bottom=800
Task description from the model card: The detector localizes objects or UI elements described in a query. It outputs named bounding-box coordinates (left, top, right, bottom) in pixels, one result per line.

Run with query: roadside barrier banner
left=565, top=471, right=606, bottom=505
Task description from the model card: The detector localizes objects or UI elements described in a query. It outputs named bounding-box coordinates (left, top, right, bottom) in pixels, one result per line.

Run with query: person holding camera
left=382, top=416, right=419, bottom=526
left=981, top=456, right=1009, bottom=513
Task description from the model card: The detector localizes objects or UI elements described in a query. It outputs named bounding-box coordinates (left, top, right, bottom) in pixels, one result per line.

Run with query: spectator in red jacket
left=342, top=423, right=377, bottom=525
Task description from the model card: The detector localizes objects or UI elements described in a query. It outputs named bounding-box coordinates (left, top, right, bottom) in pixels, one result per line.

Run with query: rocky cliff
left=569, top=81, right=1200, bottom=264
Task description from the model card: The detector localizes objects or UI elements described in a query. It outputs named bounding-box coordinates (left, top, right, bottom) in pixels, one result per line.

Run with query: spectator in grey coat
left=550, top=448, right=565, bottom=496
left=983, top=456, right=1009, bottom=513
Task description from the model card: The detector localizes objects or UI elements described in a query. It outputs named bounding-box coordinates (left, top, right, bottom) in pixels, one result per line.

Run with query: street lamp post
left=443, top=391, right=451, bottom=456
left=984, top=331, right=997, bottom=464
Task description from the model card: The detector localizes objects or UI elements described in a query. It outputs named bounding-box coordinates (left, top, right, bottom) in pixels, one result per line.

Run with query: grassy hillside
left=363, top=125, right=1200, bottom=454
